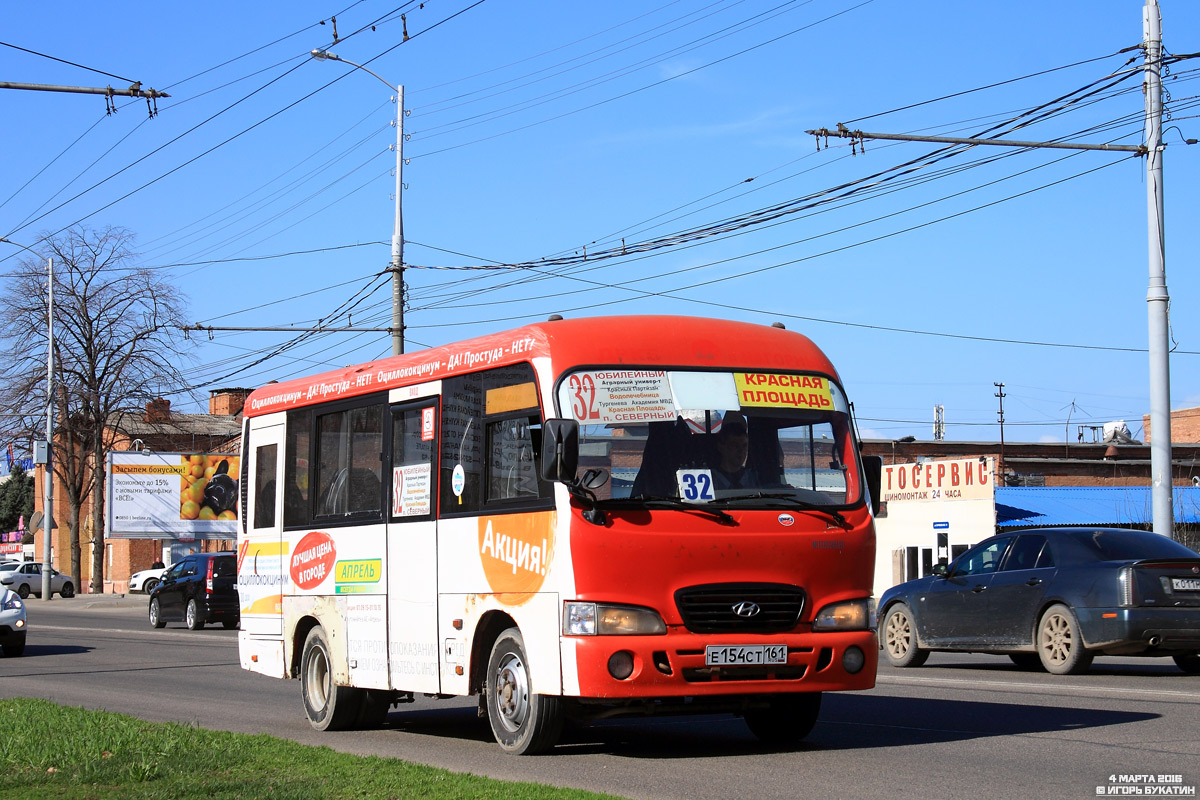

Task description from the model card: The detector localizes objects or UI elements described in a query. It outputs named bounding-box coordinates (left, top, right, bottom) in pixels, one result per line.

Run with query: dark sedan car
left=148, top=552, right=240, bottom=631
left=878, top=527, right=1200, bottom=674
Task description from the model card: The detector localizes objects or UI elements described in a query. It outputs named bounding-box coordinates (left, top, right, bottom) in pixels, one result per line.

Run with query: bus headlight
left=564, top=602, right=666, bottom=635
left=812, top=598, right=874, bottom=631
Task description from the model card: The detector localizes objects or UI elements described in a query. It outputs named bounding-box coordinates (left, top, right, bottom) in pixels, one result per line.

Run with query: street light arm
left=310, top=49, right=397, bottom=93
left=309, top=49, right=406, bottom=356
left=0, top=236, right=44, bottom=257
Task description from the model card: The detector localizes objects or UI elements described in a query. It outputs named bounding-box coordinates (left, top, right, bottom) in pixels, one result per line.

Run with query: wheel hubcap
left=494, top=652, right=529, bottom=733
left=885, top=613, right=911, bottom=657
left=1041, top=614, right=1071, bottom=664
left=306, top=645, right=331, bottom=712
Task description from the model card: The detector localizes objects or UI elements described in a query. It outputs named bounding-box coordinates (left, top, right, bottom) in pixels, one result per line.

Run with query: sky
left=1, top=0, right=1198, bottom=445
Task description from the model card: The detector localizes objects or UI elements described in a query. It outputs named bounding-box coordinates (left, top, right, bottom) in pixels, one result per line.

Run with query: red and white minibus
left=237, top=315, right=880, bottom=754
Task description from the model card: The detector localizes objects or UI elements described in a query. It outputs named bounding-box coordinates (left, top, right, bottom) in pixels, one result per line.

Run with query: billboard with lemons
left=106, top=451, right=240, bottom=538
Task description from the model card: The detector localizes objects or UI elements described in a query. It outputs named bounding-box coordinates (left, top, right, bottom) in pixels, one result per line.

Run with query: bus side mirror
left=861, top=455, right=882, bottom=516
left=540, top=419, right=579, bottom=483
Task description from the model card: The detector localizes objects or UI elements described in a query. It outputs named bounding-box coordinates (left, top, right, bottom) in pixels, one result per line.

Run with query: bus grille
left=674, top=583, right=805, bottom=633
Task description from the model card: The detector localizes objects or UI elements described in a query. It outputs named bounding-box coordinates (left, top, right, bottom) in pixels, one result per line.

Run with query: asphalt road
left=3, top=595, right=1199, bottom=800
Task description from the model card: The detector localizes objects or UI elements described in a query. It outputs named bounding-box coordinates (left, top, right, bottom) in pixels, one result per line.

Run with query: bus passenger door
left=386, top=398, right=441, bottom=693
left=241, top=419, right=285, bottom=636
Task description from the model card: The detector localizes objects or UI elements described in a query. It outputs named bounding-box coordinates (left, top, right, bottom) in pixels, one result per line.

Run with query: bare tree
left=0, top=226, right=187, bottom=592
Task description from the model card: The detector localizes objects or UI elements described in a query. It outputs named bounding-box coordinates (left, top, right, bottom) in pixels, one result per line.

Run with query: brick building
left=1144, top=405, right=1200, bottom=445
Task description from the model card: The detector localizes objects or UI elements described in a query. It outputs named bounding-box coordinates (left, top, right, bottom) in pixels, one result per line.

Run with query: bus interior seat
left=318, top=467, right=380, bottom=515
left=348, top=468, right=380, bottom=512
left=317, top=468, right=348, bottom=515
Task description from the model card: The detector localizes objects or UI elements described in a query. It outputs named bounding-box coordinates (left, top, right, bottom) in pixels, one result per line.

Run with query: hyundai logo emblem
left=732, top=601, right=761, bottom=618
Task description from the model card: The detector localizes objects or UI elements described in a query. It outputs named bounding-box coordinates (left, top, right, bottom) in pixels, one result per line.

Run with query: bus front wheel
left=301, top=626, right=362, bottom=731
left=485, top=627, right=563, bottom=755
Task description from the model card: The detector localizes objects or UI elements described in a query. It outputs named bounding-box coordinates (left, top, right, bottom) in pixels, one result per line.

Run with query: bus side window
left=284, top=409, right=311, bottom=528
left=254, top=443, right=278, bottom=529
left=488, top=416, right=541, bottom=501
left=441, top=372, right=485, bottom=515
left=441, top=363, right=549, bottom=516
left=391, top=404, right=435, bottom=520
left=314, top=403, right=384, bottom=520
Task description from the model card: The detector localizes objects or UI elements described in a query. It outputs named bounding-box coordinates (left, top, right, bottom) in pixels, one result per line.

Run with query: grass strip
left=0, top=698, right=627, bottom=800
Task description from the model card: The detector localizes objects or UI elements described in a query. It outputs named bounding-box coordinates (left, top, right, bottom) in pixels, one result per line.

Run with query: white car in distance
left=0, top=562, right=75, bottom=599
left=128, top=566, right=168, bottom=594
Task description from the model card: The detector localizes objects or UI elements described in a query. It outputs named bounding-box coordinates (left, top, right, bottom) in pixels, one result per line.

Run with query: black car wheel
left=16, top=584, right=29, bottom=599
left=185, top=599, right=205, bottom=630
left=1008, top=653, right=1043, bottom=670
left=59, top=582, right=74, bottom=598
left=881, top=604, right=929, bottom=668
left=485, top=627, right=564, bottom=755
left=222, top=619, right=239, bottom=630
left=1173, top=653, right=1200, bottom=674
left=744, top=692, right=822, bottom=745
left=143, top=579, right=159, bottom=594
left=149, top=597, right=166, bottom=629
left=2, top=632, right=26, bottom=658
left=1037, top=604, right=1093, bottom=675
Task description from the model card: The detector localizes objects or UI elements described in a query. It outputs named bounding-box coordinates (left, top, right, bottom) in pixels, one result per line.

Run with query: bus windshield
left=557, top=368, right=860, bottom=507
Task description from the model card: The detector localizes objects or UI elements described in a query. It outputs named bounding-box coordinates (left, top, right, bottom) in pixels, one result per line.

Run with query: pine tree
left=0, top=461, right=35, bottom=535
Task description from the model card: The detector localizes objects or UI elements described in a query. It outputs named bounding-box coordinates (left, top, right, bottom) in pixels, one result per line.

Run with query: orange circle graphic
left=477, top=512, right=556, bottom=600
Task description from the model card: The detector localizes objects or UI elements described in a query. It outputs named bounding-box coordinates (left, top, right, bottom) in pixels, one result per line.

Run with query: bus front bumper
left=566, top=628, right=877, bottom=699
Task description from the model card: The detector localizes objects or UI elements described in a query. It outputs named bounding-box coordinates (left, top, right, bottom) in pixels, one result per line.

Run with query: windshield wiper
left=622, top=496, right=736, bottom=526
left=715, top=492, right=848, bottom=528
left=567, top=489, right=734, bottom=526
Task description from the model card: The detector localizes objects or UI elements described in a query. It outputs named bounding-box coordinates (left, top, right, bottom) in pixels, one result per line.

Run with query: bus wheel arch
left=290, top=615, right=322, bottom=679
left=470, top=610, right=517, bottom=695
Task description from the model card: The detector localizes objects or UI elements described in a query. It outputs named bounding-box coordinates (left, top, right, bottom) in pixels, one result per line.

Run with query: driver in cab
left=712, top=412, right=757, bottom=490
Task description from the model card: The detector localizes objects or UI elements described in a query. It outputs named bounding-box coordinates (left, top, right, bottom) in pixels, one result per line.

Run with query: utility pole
left=2, top=75, right=165, bottom=596
left=1143, top=0, right=1173, bottom=538
left=42, top=257, right=54, bottom=601
left=994, top=383, right=1006, bottom=485
left=807, top=0, right=1178, bottom=537
left=392, top=86, right=405, bottom=355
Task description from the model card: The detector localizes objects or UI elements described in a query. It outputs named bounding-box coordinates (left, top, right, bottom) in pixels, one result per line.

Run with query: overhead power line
left=0, top=39, right=140, bottom=83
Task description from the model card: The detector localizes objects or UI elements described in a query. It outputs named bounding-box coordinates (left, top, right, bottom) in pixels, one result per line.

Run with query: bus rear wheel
left=485, top=627, right=563, bottom=755
left=744, top=692, right=821, bottom=745
left=301, top=626, right=362, bottom=731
